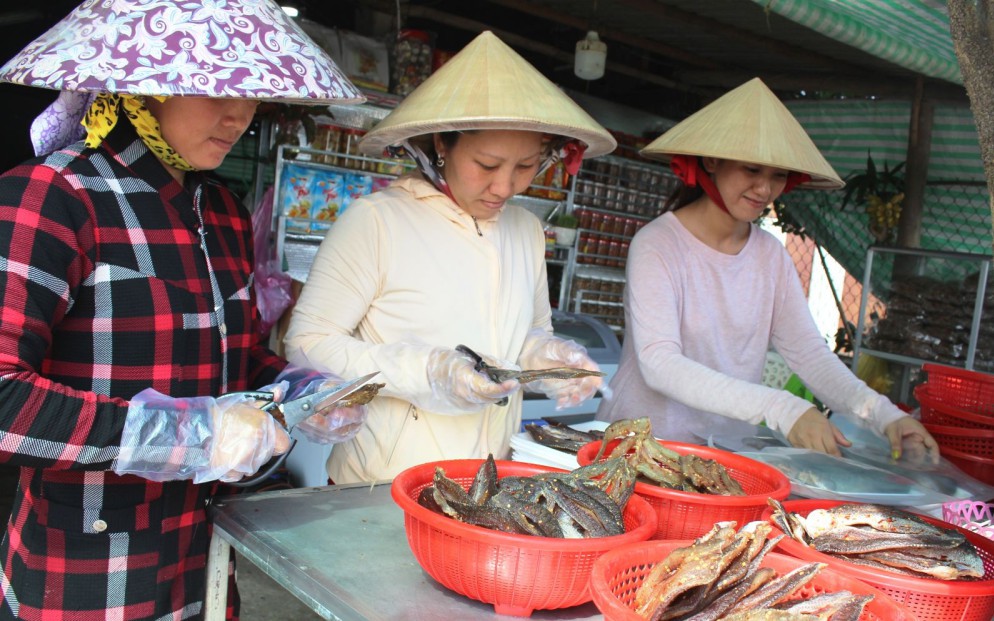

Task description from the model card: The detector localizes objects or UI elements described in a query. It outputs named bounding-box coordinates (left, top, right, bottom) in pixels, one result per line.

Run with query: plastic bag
left=252, top=186, right=293, bottom=335
left=710, top=410, right=994, bottom=506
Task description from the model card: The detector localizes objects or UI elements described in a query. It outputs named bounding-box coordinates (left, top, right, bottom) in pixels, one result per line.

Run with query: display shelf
left=850, top=245, right=994, bottom=403
left=553, top=153, right=675, bottom=336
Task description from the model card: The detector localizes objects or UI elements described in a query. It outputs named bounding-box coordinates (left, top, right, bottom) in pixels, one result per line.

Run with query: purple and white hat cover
left=0, top=0, right=365, bottom=155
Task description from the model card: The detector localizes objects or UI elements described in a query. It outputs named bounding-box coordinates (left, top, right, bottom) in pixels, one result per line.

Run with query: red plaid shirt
left=0, top=120, right=286, bottom=620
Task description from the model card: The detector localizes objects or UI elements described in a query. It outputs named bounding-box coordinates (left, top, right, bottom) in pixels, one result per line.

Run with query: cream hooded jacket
left=284, top=175, right=552, bottom=483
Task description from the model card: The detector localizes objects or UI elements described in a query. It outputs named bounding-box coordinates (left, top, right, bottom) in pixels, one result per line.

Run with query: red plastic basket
left=576, top=439, right=791, bottom=540
left=590, top=540, right=917, bottom=621
left=922, top=363, right=994, bottom=410
left=937, top=445, right=994, bottom=486
left=916, top=364, right=994, bottom=429
left=390, top=458, right=657, bottom=617
left=763, top=499, right=994, bottom=621
left=916, top=385, right=994, bottom=430
left=922, top=423, right=994, bottom=459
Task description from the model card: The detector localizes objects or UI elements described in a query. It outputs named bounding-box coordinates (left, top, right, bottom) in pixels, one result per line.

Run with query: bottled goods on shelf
left=572, top=273, right=626, bottom=331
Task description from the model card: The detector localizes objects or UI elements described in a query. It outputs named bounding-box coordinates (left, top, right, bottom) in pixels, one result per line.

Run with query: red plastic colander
left=577, top=438, right=791, bottom=540
left=764, top=499, right=994, bottom=621
left=390, top=458, right=657, bottom=617
left=590, top=539, right=917, bottom=620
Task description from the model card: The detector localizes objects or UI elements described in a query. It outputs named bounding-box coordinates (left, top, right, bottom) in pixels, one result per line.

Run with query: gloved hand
left=114, top=389, right=291, bottom=484
left=426, top=347, right=519, bottom=413
left=518, top=328, right=603, bottom=409
left=274, top=366, right=369, bottom=444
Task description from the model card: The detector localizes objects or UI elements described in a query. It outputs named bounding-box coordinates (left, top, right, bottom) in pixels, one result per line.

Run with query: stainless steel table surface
left=205, top=482, right=604, bottom=621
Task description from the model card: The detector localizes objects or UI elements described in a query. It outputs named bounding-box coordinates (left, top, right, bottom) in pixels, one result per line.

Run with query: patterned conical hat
left=641, top=78, right=843, bottom=190
left=360, top=31, right=615, bottom=158
left=0, top=0, right=364, bottom=105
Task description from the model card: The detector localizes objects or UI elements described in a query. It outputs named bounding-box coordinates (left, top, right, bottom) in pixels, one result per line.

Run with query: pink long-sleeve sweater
left=596, top=211, right=905, bottom=443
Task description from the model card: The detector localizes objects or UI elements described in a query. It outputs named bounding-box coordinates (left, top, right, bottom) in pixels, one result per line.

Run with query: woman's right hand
left=426, top=347, right=519, bottom=412
left=786, top=407, right=852, bottom=456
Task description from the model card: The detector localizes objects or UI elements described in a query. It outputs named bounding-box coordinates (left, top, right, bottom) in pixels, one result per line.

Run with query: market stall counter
left=204, top=482, right=602, bottom=620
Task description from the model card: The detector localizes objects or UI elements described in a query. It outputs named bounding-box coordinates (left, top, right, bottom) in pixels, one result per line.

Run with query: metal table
left=204, top=482, right=604, bottom=620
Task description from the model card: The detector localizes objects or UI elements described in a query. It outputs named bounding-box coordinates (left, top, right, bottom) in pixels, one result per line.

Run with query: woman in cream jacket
left=284, top=31, right=617, bottom=483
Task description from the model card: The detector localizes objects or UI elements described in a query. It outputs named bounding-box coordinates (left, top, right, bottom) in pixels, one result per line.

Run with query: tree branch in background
left=948, top=0, right=994, bottom=250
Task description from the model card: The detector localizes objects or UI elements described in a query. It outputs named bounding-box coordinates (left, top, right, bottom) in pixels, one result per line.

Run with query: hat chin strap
left=670, top=155, right=728, bottom=213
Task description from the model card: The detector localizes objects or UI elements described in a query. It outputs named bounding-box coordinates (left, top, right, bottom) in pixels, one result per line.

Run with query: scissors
left=228, top=371, right=380, bottom=488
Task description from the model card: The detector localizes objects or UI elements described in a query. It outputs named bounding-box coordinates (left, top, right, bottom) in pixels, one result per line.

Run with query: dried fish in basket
left=417, top=453, right=637, bottom=538
left=768, top=499, right=985, bottom=581
left=591, top=417, right=746, bottom=495
left=624, top=521, right=878, bottom=620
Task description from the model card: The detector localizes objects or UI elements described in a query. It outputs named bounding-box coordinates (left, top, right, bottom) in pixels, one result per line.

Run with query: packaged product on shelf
left=391, top=29, right=433, bottom=97
left=312, top=123, right=342, bottom=165
left=343, top=173, right=373, bottom=208
left=310, top=170, right=346, bottom=232
left=280, top=163, right=317, bottom=234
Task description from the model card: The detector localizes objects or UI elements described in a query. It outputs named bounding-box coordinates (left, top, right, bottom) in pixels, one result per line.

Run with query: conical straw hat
left=0, top=0, right=364, bottom=106
left=360, top=31, right=615, bottom=158
left=641, top=78, right=843, bottom=190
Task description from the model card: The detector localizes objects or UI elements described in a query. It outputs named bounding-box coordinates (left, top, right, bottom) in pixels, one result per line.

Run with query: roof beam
left=404, top=4, right=714, bottom=96
left=484, top=0, right=720, bottom=70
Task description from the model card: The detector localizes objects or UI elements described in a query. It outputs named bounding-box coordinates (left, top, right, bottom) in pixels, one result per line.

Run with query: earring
left=435, top=155, right=445, bottom=167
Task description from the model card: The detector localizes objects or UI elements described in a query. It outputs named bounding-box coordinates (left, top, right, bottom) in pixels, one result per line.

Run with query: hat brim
left=640, top=78, right=844, bottom=191
left=358, top=31, right=616, bottom=159
left=359, top=117, right=616, bottom=159
left=0, top=0, right=365, bottom=106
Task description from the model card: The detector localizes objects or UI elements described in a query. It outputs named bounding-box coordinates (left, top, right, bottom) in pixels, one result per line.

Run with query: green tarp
left=755, top=0, right=961, bottom=83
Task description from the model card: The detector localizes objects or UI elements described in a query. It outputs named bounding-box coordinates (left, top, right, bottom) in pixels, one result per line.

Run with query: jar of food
left=391, top=30, right=433, bottom=97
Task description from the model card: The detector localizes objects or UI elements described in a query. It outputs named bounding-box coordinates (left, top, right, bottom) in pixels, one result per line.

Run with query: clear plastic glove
left=276, top=370, right=369, bottom=444
left=786, top=407, right=852, bottom=457
left=114, top=389, right=290, bottom=484
left=518, top=329, right=603, bottom=409
left=426, top=347, right=519, bottom=413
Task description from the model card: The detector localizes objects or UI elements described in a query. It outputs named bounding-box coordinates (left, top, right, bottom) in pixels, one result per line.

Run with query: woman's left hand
left=884, top=416, right=940, bottom=464
left=519, top=333, right=603, bottom=409
left=786, top=407, right=852, bottom=456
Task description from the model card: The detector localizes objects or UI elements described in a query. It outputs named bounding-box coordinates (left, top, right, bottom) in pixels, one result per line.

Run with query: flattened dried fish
left=416, top=454, right=632, bottom=540
left=768, top=500, right=986, bottom=581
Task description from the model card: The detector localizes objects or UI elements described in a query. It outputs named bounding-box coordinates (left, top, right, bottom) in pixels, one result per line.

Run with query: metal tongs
left=228, top=372, right=380, bottom=487
left=456, top=344, right=605, bottom=406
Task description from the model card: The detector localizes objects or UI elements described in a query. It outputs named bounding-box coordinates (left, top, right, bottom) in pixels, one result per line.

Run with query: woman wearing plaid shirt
left=0, top=1, right=367, bottom=619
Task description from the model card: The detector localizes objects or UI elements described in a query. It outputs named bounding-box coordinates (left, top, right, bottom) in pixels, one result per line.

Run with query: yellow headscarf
left=82, top=93, right=195, bottom=171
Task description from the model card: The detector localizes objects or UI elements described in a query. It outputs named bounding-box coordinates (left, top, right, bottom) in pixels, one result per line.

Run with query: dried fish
left=767, top=499, right=985, bottom=580
left=631, top=521, right=870, bottom=621
left=416, top=454, right=634, bottom=539
left=593, top=417, right=745, bottom=495
left=525, top=419, right=603, bottom=454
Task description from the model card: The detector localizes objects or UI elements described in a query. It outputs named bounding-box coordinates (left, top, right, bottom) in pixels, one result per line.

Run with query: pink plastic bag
left=252, top=186, right=294, bottom=335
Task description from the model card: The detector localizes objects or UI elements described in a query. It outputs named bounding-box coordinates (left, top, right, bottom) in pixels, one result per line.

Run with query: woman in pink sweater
left=596, top=78, right=937, bottom=462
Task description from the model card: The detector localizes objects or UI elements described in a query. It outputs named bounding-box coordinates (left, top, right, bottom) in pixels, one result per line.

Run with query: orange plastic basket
left=576, top=439, right=791, bottom=540
left=390, top=458, right=657, bottom=617
left=590, top=540, right=917, bottom=621
left=763, top=499, right=994, bottom=621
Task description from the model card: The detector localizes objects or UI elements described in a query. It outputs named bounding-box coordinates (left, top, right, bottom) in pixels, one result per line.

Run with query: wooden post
left=895, top=76, right=935, bottom=278
left=204, top=532, right=231, bottom=621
